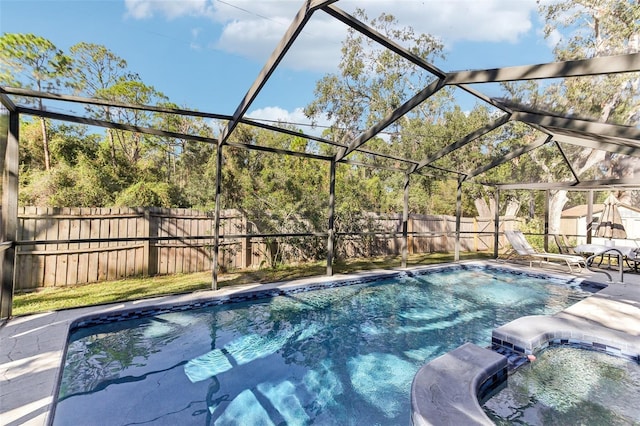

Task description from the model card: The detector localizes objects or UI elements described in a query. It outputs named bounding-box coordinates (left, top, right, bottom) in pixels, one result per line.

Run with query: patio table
left=574, top=244, right=638, bottom=271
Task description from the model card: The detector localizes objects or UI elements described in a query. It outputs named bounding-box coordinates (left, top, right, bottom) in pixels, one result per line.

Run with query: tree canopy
left=1, top=0, right=638, bottom=231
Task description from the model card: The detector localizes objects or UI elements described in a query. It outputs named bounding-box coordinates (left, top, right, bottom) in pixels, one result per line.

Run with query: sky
left=1, top=0, right=558, bottom=130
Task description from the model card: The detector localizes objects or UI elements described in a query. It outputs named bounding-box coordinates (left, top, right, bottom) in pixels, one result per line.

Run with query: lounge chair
left=503, top=230, right=587, bottom=273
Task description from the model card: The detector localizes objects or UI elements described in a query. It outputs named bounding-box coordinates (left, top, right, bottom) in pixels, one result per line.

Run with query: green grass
left=12, top=251, right=493, bottom=316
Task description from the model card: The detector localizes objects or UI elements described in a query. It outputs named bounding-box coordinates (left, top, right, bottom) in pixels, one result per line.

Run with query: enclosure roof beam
left=554, top=141, right=581, bottom=182
left=9, top=86, right=418, bottom=166
left=413, top=113, right=512, bottom=172
left=240, top=118, right=346, bottom=147
left=322, top=4, right=447, bottom=79
left=455, top=85, right=514, bottom=115
left=218, top=0, right=338, bottom=146
left=492, top=178, right=640, bottom=190
left=418, top=164, right=466, bottom=177
left=241, top=118, right=418, bottom=164
left=337, top=78, right=446, bottom=161
left=1, top=86, right=233, bottom=121
left=466, top=135, right=551, bottom=179
left=337, top=158, right=408, bottom=173
left=512, top=110, right=640, bottom=141
left=551, top=133, right=640, bottom=158
left=18, top=107, right=222, bottom=145
left=225, top=141, right=333, bottom=161
left=18, top=106, right=332, bottom=161
left=0, top=92, right=16, bottom=113
left=445, top=53, right=640, bottom=85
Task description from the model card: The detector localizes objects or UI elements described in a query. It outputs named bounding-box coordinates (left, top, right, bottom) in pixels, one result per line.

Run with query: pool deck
left=2, top=261, right=640, bottom=426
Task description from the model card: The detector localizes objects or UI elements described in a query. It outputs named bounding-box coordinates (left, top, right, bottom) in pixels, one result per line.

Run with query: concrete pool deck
left=2, top=261, right=640, bottom=426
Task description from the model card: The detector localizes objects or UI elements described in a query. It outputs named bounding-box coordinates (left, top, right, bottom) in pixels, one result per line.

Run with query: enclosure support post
left=212, top=145, right=224, bottom=290
left=0, top=109, right=18, bottom=320
left=586, top=190, right=594, bottom=244
left=326, top=160, right=336, bottom=276
left=494, top=189, right=500, bottom=258
left=544, top=190, right=550, bottom=252
left=455, top=176, right=463, bottom=261
left=401, top=174, right=410, bottom=268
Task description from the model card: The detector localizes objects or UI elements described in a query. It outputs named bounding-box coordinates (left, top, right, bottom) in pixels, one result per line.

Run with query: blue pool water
left=54, top=266, right=593, bottom=425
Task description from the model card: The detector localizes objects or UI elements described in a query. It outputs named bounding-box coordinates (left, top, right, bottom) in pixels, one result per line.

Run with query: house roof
left=561, top=204, right=604, bottom=218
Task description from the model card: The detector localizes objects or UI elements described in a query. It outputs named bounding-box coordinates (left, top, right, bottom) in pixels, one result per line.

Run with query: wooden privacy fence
left=339, top=213, right=517, bottom=257
left=15, top=207, right=259, bottom=292
left=14, top=207, right=515, bottom=291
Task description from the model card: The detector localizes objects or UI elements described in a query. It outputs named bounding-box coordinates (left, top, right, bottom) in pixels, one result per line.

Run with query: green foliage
left=305, top=9, right=447, bottom=141
left=49, top=124, right=100, bottom=165
left=115, top=181, right=185, bottom=208
left=517, top=218, right=548, bottom=252
left=20, top=158, right=114, bottom=207
left=218, top=126, right=331, bottom=267
left=0, top=32, right=71, bottom=91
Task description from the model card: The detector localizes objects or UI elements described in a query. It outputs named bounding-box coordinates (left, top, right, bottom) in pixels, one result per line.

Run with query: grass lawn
left=12, top=252, right=493, bottom=316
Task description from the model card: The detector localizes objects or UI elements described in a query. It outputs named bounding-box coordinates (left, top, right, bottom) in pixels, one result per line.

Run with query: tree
left=534, top=0, right=640, bottom=232
left=96, top=80, right=168, bottom=168
left=305, top=9, right=448, bottom=146
left=68, top=42, right=136, bottom=96
left=68, top=42, right=139, bottom=167
left=305, top=10, right=457, bottom=221
left=220, top=125, right=329, bottom=267
left=0, top=33, right=71, bottom=170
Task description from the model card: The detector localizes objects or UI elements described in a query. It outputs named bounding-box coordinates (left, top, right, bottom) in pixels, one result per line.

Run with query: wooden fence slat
left=176, top=212, right=184, bottom=274
left=76, top=208, right=90, bottom=284
left=98, top=208, right=109, bottom=281
left=54, top=208, right=69, bottom=285
left=43, top=208, right=57, bottom=287
left=88, top=208, right=100, bottom=283
left=67, top=210, right=80, bottom=286
left=34, top=207, right=46, bottom=287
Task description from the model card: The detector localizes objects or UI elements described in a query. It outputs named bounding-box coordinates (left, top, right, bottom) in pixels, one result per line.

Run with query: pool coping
left=0, top=260, right=631, bottom=426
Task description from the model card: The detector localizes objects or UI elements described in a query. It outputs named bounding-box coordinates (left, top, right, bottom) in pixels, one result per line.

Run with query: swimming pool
left=54, top=265, right=594, bottom=425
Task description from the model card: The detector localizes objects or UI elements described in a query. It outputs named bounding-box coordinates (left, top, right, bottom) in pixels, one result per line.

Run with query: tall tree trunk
left=548, top=190, right=569, bottom=234
left=39, top=117, right=51, bottom=171
left=107, top=129, right=117, bottom=168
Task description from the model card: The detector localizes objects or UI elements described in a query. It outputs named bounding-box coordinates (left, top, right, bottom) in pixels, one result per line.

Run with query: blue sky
left=1, top=0, right=556, bottom=128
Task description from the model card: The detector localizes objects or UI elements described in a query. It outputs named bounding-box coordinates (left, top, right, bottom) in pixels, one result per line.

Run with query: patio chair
left=503, top=230, right=587, bottom=273
left=553, top=234, right=577, bottom=254
left=622, top=247, right=640, bottom=272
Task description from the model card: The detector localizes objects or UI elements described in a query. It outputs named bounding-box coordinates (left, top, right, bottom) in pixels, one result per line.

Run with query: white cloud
left=124, top=0, right=212, bottom=20
left=247, top=106, right=332, bottom=137
left=123, top=0, right=539, bottom=72
left=190, top=27, right=203, bottom=50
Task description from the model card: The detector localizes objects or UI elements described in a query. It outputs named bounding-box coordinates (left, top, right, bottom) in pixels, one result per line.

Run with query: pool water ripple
left=55, top=266, right=592, bottom=425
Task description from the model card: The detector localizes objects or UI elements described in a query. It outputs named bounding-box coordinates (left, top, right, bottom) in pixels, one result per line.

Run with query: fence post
left=241, top=213, right=251, bottom=269
left=143, top=208, right=158, bottom=276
